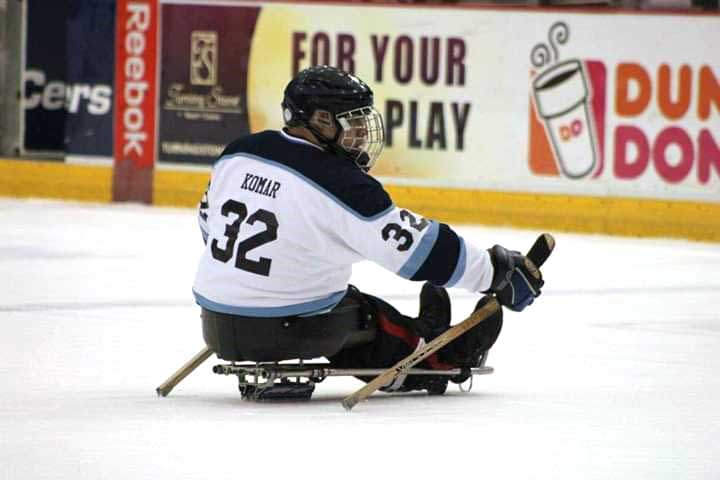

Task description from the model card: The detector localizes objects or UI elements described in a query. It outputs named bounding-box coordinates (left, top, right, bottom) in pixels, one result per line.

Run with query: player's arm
left=339, top=204, right=493, bottom=292
left=339, top=204, right=543, bottom=311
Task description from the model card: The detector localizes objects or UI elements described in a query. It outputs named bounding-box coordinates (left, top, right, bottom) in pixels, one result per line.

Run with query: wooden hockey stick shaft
left=156, top=346, right=213, bottom=397
left=341, top=298, right=500, bottom=411
left=341, top=233, right=556, bottom=411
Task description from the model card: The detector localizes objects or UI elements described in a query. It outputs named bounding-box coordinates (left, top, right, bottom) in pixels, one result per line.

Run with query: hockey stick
left=341, top=233, right=556, bottom=411
left=341, top=299, right=500, bottom=410
left=156, top=346, right=213, bottom=397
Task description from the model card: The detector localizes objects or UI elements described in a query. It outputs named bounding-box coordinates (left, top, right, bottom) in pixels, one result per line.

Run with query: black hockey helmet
left=282, top=65, right=384, bottom=171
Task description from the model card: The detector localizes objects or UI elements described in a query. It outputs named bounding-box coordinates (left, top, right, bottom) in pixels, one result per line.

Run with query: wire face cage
left=337, top=106, right=385, bottom=171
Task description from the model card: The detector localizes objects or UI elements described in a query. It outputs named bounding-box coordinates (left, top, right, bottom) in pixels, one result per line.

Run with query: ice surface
left=1, top=198, right=719, bottom=480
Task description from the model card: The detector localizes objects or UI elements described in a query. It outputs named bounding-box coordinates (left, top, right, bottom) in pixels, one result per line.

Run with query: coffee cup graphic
left=533, top=59, right=597, bottom=178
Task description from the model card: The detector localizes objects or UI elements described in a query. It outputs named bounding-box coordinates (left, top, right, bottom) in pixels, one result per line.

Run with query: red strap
left=377, top=313, right=418, bottom=348
left=377, top=313, right=454, bottom=371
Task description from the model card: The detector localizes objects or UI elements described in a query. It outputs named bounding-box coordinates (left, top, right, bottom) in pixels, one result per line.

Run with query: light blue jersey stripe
left=214, top=152, right=394, bottom=222
left=397, top=221, right=440, bottom=279
left=444, top=236, right=467, bottom=288
left=193, top=289, right=347, bottom=317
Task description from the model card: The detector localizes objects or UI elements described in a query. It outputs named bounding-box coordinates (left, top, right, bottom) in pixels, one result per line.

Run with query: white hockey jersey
left=193, top=130, right=493, bottom=317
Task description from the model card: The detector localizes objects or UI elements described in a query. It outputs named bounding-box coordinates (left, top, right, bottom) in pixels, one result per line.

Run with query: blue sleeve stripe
left=397, top=221, right=440, bottom=279
left=443, top=236, right=466, bottom=288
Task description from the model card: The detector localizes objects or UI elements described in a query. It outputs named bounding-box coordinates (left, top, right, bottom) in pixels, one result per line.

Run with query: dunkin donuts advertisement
left=157, top=1, right=719, bottom=203
left=527, top=20, right=719, bottom=199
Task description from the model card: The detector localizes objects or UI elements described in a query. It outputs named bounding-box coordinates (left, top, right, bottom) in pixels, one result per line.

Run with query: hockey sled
left=211, top=352, right=493, bottom=401
left=157, top=233, right=554, bottom=409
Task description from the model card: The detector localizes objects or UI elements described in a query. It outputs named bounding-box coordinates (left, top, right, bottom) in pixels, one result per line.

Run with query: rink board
left=4, top=2, right=719, bottom=241
left=3, top=158, right=719, bottom=242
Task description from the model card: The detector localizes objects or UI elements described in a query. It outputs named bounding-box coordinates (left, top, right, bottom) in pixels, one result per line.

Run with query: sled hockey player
left=193, top=65, right=544, bottom=396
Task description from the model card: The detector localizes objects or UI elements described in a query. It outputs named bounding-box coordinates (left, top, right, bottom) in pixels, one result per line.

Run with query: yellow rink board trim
left=0, top=159, right=113, bottom=203
left=153, top=168, right=210, bottom=207
left=1, top=159, right=718, bottom=242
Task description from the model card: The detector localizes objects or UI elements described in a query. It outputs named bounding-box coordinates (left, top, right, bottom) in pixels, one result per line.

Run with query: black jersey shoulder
left=218, top=130, right=392, bottom=219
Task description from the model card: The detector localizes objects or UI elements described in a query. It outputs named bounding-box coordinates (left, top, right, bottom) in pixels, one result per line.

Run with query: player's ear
left=310, top=109, right=335, bottom=129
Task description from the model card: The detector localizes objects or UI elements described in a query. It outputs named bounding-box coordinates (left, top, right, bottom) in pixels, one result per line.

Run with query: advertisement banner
left=24, top=0, right=114, bottom=157
left=158, top=4, right=260, bottom=164
left=525, top=19, right=720, bottom=203
left=158, top=2, right=719, bottom=204
left=65, top=0, right=115, bottom=157
left=113, top=0, right=159, bottom=202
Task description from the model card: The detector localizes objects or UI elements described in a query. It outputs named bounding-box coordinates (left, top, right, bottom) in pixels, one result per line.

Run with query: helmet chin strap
left=355, top=152, right=371, bottom=172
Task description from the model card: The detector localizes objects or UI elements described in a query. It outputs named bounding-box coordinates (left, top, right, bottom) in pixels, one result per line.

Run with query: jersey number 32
left=210, top=199, right=278, bottom=277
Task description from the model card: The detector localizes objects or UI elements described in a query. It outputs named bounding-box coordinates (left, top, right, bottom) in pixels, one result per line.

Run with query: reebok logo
left=114, top=0, right=157, bottom=167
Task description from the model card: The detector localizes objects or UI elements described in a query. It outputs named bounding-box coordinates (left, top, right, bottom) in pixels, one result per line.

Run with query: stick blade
left=155, top=347, right=213, bottom=398
left=342, top=397, right=357, bottom=411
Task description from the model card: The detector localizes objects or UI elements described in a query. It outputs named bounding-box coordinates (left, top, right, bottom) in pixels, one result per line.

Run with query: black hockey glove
left=486, top=244, right=544, bottom=312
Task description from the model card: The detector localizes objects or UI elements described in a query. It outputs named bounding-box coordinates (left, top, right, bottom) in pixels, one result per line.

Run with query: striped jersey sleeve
left=334, top=203, right=494, bottom=293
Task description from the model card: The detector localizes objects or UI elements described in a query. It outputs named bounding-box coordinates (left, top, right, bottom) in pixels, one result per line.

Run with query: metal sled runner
left=211, top=353, right=494, bottom=401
